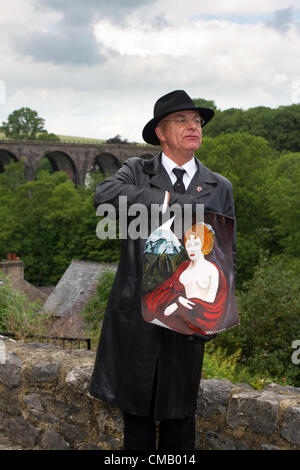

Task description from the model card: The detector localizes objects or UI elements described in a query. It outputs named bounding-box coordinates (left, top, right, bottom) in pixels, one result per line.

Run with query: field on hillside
left=0, top=132, right=105, bottom=143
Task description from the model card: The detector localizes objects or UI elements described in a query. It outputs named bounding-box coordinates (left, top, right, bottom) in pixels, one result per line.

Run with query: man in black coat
left=89, top=90, right=236, bottom=450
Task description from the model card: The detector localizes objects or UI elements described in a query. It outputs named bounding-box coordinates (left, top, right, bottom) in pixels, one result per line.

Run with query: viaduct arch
left=0, top=140, right=158, bottom=185
left=0, top=149, right=18, bottom=173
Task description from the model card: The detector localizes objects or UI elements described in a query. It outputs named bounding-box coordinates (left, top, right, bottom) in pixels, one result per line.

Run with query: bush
left=214, top=255, right=300, bottom=387
left=80, top=270, right=116, bottom=344
left=0, top=273, right=54, bottom=339
left=202, top=346, right=272, bottom=389
left=0, top=163, right=120, bottom=286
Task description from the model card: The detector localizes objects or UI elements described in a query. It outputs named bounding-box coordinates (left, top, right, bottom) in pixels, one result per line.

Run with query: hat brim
left=142, top=106, right=215, bottom=146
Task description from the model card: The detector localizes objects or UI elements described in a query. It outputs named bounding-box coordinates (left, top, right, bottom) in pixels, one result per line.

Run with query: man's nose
left=186, top=119, right=199, bottom=129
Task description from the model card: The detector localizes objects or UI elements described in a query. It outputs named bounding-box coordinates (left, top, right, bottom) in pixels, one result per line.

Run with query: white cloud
left=0, top=0, right=300, bottom=143
left=93, top=16, right=300, bottom=111
left=137, top=0, right=300, bottom=21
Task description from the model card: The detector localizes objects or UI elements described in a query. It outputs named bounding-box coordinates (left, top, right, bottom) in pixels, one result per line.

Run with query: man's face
left=155, top=110, right=202, bottom=157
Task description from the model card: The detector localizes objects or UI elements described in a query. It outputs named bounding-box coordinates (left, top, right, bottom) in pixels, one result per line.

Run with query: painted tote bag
left=141, top=213, right=239, bottom=337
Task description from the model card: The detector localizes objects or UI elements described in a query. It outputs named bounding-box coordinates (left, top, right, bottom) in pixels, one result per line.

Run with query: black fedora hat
left=142, top=90, right=215, bottom=146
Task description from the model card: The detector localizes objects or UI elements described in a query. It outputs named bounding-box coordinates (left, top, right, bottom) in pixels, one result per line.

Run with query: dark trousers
left=123, top=364, right=195, bottom=451
left=123, top=412, right=195, bottom=451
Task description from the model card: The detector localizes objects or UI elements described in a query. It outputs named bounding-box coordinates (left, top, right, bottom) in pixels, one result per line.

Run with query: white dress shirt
left=161, top=153, right=198, bottom=211
left=161, top=152, right=198, bottom=190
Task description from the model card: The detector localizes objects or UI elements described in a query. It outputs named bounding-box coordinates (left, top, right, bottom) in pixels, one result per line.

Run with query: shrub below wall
left=0, top=337, right=299, bottom=450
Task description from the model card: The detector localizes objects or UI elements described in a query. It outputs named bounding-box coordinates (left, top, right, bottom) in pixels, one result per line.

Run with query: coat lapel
left=186, top=159, right=218, bottom=199
left=143, top=152, right=174, bottom=192
left=143, top=152, right=218, bottom=197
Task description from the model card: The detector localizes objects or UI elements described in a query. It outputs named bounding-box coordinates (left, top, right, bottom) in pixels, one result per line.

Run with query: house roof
left=42, top=259, right=116, bottom=318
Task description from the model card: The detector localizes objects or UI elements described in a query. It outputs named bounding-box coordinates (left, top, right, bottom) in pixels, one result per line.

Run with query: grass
left=202, top=344, right=274, bottom=390
left=56, top=135, right=105, bottom=144
left=0, top=273, right=55, bottom=340
left=0, top=132, right=105, bottom=144
left=0, top=132, right=150, bottom=146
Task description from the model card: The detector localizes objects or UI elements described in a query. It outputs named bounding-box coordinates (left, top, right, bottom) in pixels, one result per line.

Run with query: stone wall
left=0, top=336, right=299, bottom=450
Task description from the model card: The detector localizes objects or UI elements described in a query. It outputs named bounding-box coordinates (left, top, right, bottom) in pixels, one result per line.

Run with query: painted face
left=155, top=110, right=202, bottom=155
left=185, top=234, right=203, bottom=261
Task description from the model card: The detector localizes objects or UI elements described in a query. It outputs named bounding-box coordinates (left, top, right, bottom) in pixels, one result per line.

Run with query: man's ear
left=155, top=124, right=165, bottom=142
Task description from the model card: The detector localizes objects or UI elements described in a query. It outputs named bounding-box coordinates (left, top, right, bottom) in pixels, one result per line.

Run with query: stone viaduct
left=0, top=140, right=159, bottom=185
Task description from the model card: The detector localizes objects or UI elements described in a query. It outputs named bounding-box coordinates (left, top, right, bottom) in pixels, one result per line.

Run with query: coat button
left=196, top=186, right=203, bottom=192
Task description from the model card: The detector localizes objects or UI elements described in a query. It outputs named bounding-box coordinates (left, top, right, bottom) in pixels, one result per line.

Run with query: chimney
left=0, top=256, right=48, bottom=304
left=0, top=257, right=24, bottom=287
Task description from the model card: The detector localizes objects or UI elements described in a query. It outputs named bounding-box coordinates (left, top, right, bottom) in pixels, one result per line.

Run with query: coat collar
left=143, top=152, right=218, bottom=192
left=143, top=153, right=173, bottom=192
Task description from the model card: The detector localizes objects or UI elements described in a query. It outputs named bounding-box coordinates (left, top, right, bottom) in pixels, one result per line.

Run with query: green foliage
left=37, top=132, right=60, bottom=141
left=197, top=132, right=279, bottom=285
left=0, top=272, right=54, bottom=338
left=202, top=346, right=272, bottom=389
left=193, top=98, right=218, bottom=112
left=214, top=256, right=300, bottom=387
left=0, top=158, right=26, bottom=192
left=85, top=170, right=107, bottom=192
left=0, top=107, right=46, bottom=140
left=80, top=270, right=116, bottom=343
left=265, top=152, right=300, bottom=256
left=0, top=160, right=27, bottom=254
left=198, top=132, right=275, bottom=228
left=35, top=157, right=55, bottom=178
left=0, top=162, right=120, bottom=285
left=203, top=102, right=300, bottom=152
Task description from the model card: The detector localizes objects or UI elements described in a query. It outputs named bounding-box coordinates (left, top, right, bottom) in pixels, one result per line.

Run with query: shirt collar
left=161, top=152, right=197, bottom=179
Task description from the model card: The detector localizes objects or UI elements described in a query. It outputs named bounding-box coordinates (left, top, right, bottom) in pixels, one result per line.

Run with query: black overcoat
left=89, top=153, right=236, bottom=420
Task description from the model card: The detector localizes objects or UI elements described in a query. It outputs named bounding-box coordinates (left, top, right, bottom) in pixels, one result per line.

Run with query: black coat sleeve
left=94, top=158, right=165, bottom=212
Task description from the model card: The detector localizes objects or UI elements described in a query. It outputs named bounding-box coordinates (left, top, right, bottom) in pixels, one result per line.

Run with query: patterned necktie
left=173, top=168, right=186, bottom=194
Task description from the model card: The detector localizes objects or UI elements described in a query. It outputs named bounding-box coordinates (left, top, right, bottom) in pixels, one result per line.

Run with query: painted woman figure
left=142, top=222, right=229, bottom=336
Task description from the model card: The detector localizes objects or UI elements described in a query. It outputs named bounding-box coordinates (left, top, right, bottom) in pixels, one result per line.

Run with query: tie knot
left=173, top=168, right=185, bottom=180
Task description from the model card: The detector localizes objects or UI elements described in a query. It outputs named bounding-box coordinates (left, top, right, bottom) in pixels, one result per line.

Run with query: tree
left=0, top=107, right=46, bottom=140
left=0, top=160, right=26, bottom=255
left=0, top=166, right=120, bottom=286
left=193, top=98, right=218, bottom=112
left=196, top=132, right=279, bottom=285
left=214, top=256, right=300, bottom=386
left=265, top=152, right=300, bottom=256
left=106, top=135, right=128, bottom=144
left=37, top=132, right=60, bottom=142
left=201, top=102, right=300, bottom=153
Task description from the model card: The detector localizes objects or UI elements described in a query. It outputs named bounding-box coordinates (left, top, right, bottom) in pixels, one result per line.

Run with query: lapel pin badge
left=196, top=186, right=203, bottom=192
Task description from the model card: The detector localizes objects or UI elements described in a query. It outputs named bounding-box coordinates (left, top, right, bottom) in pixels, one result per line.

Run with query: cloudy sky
left=1, top=0, right=300, bottom=142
